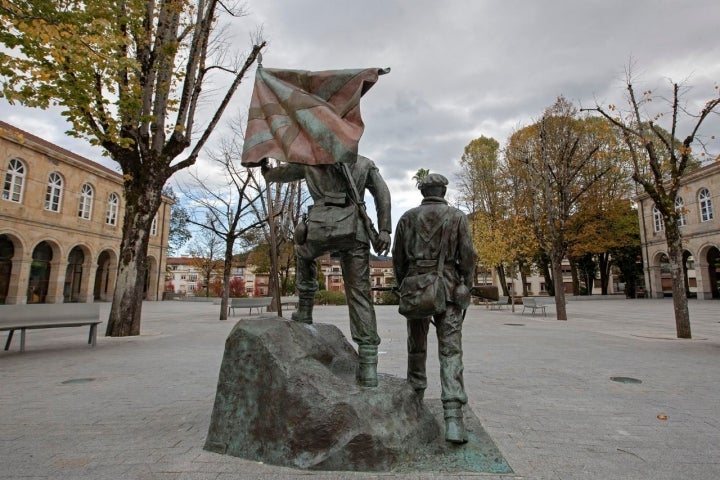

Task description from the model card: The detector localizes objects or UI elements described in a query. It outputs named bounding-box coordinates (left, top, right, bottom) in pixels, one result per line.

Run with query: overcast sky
left=2, top=0, right=719, bottom=227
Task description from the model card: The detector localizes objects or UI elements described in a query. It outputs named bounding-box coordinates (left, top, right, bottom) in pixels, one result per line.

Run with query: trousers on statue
left=295, top=241, right=380, bottom=348
left=406, top=303, right=467, bottom=405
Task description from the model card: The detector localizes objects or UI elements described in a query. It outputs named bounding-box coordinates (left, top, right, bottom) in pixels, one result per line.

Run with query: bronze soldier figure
left=392, top=173, right=477, bottom=443
left=263, top=156, right=392, bottom=387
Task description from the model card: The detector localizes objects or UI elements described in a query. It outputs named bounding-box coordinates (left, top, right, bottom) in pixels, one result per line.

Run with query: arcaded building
left=636, top=161, right=720, bottom=300
left=0, top=121, right=171, bottom=305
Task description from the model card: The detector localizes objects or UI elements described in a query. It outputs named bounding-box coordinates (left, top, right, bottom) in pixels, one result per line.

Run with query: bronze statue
left=392, top=173, right=477, bottom=444
left=263, top=156, right=391, bottom=387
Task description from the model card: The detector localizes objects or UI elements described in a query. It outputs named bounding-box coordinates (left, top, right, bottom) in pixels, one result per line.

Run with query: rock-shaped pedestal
left=204, top=315, right=439, bottom=471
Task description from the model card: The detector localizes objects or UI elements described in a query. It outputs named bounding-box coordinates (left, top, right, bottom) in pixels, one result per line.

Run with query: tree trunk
left=540, top=256, right=554, bottom=296
left=496, top=264, right=508, bottom=296
left=219, top=240, right=235, bottom=321
left=665, top=223, right=691, bottom=338
left=106, top=187, right=160, bottom=336
left=518, top=260, right=529, bottom=297
left=551, top=250, right=568, bottom=320
left=569, top=257, right=580, bottom=295
left=598, top=252, right=610, bottom=295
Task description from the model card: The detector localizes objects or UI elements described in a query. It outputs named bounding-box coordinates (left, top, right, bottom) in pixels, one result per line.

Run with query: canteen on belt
left=454, top=283, right=471, bottom=310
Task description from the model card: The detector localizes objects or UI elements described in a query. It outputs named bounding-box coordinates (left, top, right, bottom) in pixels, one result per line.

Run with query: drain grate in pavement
left=610, top=376, right=642, bottom=384
left=503, top=323, right=525, bottom=326
left=61, top=378, right=96, bottom=385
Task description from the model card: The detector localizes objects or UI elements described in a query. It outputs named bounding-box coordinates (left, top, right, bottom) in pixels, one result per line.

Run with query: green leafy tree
left=0, top=1, right=265, bottom=336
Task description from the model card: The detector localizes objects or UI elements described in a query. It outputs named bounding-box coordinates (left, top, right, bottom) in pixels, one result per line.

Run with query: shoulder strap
left=339, top=162, right=382, bottom=250
left=437, top=217, right=452, bottom=275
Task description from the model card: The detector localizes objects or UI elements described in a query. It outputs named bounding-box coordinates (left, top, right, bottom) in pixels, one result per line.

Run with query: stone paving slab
left=1, top=297, right=719, bottom=479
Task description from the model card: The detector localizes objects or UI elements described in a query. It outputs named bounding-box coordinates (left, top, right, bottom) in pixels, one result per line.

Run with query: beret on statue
left=419, top=173, right=449, bottom=189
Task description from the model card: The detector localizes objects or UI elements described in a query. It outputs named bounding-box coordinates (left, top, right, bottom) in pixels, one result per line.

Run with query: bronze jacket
left=392, top=197, right=477, bottom=299
left=265, top=156, right=392, bottom=242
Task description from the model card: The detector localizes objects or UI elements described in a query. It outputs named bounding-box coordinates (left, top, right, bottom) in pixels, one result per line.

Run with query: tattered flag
left=241, top=67, right=389, bottom=167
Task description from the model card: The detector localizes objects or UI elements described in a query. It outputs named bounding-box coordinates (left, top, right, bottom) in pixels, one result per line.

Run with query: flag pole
left=264, top=160, right=282, bottom=317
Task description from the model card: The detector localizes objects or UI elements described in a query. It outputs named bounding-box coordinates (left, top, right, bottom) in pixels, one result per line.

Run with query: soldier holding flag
left=242, top=66, right=391, bottom=387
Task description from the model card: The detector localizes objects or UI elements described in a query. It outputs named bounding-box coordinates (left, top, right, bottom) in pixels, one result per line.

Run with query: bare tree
left=180, top=123, right=264, bottom=319
left=243, top=161, right=308, bottom=310
left=585, top=74, right=720, bottom=338
left=187, top=229, right=224, bottom=297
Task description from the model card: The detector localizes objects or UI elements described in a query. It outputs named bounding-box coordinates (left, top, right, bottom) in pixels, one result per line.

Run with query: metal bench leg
left=4, top=330, right=14, bottom=351
left=20, top=328, right=26, bottom=352
left=89, top=324, right=97, bottom=347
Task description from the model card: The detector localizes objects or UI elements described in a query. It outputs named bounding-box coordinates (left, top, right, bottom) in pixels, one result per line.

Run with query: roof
left=0, top=121, right=122, bottom=180
left=1, top=121, right=175, bottom=204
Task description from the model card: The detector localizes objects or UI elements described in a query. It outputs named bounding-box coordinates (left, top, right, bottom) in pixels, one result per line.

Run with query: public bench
left=228, top=296, right=301, bottom=316
left=280, top=296, right=299, bottom=309
left=229, top=297, right=272, bottom=316
left=521, top=297, right=547, bottom=316
left=0, top=303, right=102, bottom=352
left=488, top=296, right=510, bottom=310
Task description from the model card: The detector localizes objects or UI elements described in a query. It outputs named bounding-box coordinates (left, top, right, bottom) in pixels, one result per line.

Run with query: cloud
left=2, top=0, right=719, bottom=226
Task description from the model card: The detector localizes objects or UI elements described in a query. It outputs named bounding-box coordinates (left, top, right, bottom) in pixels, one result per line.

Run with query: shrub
left=315, top=290, right=347, bottom=305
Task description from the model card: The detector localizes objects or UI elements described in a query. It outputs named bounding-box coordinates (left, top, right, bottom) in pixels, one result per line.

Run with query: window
left=106, top=192, right=119, bottom=225
left=675, top=196, right=686, bottom=227
left=189, top=274, right=198, bottom=282
left=653, top=205, right=664, bottom=232
left=699, top=188, right=714, bottom=222
left=78, top=183, right=94, bottom=220
left=150, top=214, right=158, bottom=236
left=44, top=172, right=64, bottom=212
left=3, top=158, right=26, bottom=203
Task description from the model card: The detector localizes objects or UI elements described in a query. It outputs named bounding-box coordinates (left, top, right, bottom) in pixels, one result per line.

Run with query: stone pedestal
left=204, top=315, right=438, bottom=471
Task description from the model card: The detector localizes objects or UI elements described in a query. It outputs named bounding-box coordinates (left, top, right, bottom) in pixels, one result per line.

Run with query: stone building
left=636, top=161, right=720, bottom=299
left=0, top=121, right=171, bottom=304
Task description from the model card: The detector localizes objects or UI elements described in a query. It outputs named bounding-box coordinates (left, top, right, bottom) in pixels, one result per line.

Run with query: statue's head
left=419, top=173, right=448, bottom=198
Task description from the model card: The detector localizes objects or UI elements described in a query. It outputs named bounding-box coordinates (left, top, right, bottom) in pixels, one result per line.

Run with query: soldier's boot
left=291, top=293, right=314, bottom=324
left=443, top=401, right=468, bottom=444
left=356, top=345, right=379, bottom=388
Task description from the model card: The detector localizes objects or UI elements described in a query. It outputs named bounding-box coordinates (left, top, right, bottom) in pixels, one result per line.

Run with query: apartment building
left=636, top=161, right=720, bottom=299
left=0, top=121, right=171, bottom=304
left=165, top=256, right=249, bottom=296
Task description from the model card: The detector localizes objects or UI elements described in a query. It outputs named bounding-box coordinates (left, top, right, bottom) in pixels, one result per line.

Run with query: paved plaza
left=1, top=297, right=719, bottom=479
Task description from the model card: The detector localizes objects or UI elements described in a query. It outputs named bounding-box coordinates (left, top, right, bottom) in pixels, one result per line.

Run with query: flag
left=241, top=67, right=389, bottom=167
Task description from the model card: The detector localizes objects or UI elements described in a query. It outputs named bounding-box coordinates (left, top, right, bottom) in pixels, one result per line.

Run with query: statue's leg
left=292, top=245, right=318, bottom=324
left=340, top=243, right=380, bottom=387
left=407, top=317, right=430, bottom=401
left=436, top=304, right=468, bottom=443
